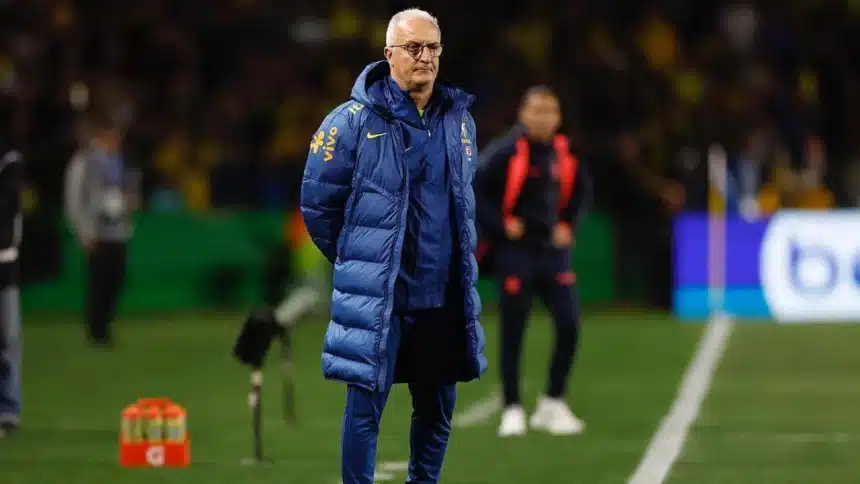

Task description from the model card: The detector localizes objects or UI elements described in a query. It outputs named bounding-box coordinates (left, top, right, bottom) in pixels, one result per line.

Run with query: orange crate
left=119, top=441, right=190, bottom=467
left=119, top=397, right=190, bottom=467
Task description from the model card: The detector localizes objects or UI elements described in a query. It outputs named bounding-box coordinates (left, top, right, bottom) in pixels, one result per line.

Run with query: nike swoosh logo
left=366, top=132, right=387, bottom=139
left=405, top=147, right=412, bottom=152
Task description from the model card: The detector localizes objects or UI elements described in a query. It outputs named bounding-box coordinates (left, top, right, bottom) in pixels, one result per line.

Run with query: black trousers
left=86, top=240, right=127, bottom=342
left=495, top=244, right=581, bottom=406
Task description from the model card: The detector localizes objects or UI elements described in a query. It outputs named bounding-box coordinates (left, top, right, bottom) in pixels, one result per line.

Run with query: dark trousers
left=0, top=285, right=21, bottom=416
left=496, top=244, right=581, bottom=406
left=86, top=240, right=127, bottom=342
left=341, top=309, right=458, bottom=484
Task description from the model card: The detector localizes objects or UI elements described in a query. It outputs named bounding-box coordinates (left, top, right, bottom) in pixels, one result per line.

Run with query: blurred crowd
left=5, top=0, right=860, bottom=211
left=4, top=0, right=860, bottom=305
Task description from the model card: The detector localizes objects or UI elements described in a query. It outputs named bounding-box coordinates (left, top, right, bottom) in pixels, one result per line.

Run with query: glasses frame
left=388, top=42, right=444, bottom=60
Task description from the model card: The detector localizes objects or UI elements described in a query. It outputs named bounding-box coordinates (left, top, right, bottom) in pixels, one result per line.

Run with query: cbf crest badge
left=461, top=121, right=473, bottom=161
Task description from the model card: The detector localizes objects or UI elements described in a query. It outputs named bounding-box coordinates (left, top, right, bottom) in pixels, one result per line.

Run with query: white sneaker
left=529, top=395, right=585, bottom=435
left=497, top=405, right=527, bottom=437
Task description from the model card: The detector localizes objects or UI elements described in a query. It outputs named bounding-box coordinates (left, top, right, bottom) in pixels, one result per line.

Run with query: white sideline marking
left=628, top=315, right=734, bottom=484
left=373, top=460, right=410, bottom=481
left=373, top=471, right=395, bottom=482
left=379, top=461, right=409, bottom=472
left=335, top=460, right=410, bottom=483
left=452, top=391, right=502, bottom=428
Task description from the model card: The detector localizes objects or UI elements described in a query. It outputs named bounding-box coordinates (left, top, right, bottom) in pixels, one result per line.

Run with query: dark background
left=4, top=0, right=859, bottom=307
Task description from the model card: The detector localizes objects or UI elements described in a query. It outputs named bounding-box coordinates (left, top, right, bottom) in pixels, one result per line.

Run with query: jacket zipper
left=374, top=124, right=409, bottom=391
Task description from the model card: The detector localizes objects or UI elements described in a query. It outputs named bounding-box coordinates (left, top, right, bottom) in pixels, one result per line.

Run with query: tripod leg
left=250, top=370, right=263, bottom=461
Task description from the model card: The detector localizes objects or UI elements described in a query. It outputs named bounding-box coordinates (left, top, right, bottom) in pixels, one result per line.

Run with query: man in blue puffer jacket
left=300, top=8, right=487, bottom=484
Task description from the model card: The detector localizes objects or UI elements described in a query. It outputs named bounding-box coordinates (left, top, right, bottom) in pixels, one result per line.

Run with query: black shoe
left=0, top=414, right=19, bottom=438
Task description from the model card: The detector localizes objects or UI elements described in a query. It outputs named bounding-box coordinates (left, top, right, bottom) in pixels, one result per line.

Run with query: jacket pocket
left=336, top=191, right=360, bottom=263
left=335, top=173, right=399, bottom=263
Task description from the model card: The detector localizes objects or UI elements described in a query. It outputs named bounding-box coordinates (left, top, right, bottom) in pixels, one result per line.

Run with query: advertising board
left=673, top=210, right=860, bottom=322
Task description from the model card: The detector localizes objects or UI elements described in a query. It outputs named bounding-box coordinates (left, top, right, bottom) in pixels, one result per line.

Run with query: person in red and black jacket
left=475, top=85, right=591, bottom=438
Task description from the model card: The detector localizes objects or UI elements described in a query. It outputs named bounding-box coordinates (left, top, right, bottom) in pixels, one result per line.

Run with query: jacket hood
left=350, top=61, right=475, bottom=123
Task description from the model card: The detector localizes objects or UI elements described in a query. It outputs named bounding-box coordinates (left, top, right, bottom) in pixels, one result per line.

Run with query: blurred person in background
left=609, top=130, right=684, bottom=307
left=300, top=8, right=486, bottom=484
left=844, top=150, right=860, bottom=207
left=475, top=86, right=591, bottom=437
left=64, top=114, right=139, bottom=347
left=247, top=210, right=329, bottom=330
left=730, top=124, right=780, bottom=220
left=794, top=136, right=835, bottom=210
left=757, top=135, right=835, bottom=214
left=0, top=146, right=22, bottom=437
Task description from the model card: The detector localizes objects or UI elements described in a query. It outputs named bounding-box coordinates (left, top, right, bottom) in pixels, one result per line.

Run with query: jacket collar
left=350, top=61, right=475, bottom=126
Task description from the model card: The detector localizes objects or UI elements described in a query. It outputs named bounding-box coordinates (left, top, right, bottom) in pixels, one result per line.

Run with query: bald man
left=300, top=8, right=486, bottom=484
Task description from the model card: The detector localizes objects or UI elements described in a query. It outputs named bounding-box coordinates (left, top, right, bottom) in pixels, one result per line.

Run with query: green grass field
left=3, top=310, right=859, bottom=483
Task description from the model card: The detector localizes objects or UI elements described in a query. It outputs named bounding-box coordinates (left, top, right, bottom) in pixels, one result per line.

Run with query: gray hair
left=385, top=8, right=440, bottom=46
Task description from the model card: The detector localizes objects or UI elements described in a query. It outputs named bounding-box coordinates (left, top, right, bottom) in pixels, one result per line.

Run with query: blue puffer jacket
left=300, top=61, right=488, bottom=392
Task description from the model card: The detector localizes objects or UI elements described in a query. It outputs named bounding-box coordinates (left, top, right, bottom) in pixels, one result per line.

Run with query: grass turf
left=2, top=311, right=859, bottom=483
left=669, top=323, right=860, bottom=484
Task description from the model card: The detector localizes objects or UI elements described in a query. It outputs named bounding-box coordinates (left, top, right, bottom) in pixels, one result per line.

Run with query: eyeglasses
left=389, top=42, right=443, bottom=60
